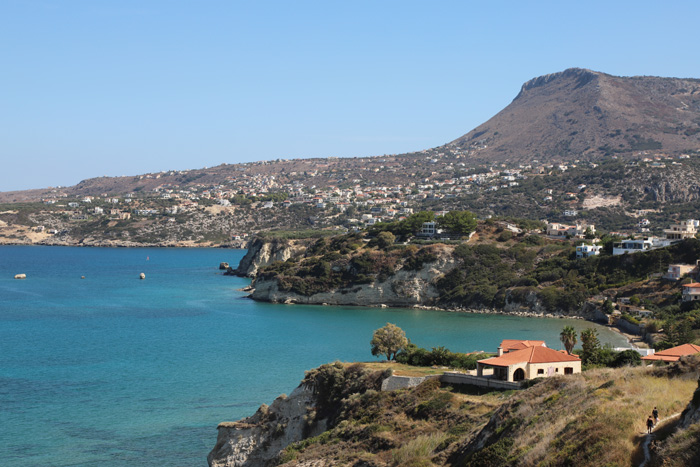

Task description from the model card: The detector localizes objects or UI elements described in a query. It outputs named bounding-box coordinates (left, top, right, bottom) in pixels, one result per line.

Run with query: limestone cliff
left=231, top=237, right=311, bottom=277
left=208, top=362, right=389, bottom=467
left=250, top=250, right=455, bottom=307
left=208, top=385, right=328, bottom=467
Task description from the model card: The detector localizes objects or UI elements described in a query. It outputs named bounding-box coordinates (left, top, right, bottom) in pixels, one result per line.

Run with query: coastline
left=0, top=239, right=247, bottom=248
left=242, top=284, right=645, bottom=348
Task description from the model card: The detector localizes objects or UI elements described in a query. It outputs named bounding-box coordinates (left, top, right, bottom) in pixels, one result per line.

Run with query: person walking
left=646, top=415, right=654, bottom=434
left=652, top=407, right=659, bottom=424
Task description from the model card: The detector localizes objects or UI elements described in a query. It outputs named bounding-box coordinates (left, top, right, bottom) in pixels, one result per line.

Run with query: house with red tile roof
left=497, top=339, right=546, bottom=356
left=477, top=344, right=581, bottom=382
left=641, top=343, right=700, bottom=363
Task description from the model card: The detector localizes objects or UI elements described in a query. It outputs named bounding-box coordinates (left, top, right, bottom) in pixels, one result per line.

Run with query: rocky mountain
left=451, top=68, right=700, bottom=162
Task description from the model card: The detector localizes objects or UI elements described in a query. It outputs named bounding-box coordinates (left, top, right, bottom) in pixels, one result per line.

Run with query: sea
left=0, top=246, right=628, bottom=466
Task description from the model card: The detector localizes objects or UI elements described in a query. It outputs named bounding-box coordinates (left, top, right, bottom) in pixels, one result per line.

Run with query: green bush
left=611, top=349, right=642, bottom=367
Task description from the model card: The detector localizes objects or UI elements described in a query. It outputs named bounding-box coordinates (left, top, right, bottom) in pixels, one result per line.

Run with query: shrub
left=412, top=391, right=453, bottom=419
left=611, top=349, right=642, bottom=367
left=391, top=433, right=447, bottom=466
left=497, top=230, right=513, bottom=242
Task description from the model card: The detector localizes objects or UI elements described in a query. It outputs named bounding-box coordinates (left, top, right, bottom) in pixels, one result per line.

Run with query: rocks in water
left=139, top=273, right=146, bottom=280
left=219, top=262, right=230, bottom=270
left=14, top=274, right=26, bottom=279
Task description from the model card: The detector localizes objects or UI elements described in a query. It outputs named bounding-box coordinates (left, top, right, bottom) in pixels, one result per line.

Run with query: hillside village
left=3, top=146, right=700, bottom=246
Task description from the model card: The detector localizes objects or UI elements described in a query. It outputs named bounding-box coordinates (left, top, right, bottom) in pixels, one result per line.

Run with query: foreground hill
left=208, top=358, right=700, bottom=467
left=451, top=68, right=700, bottom=163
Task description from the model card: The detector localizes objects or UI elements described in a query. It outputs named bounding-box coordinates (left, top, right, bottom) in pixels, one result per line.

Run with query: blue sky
left=1, top=1, right=699, bottom=192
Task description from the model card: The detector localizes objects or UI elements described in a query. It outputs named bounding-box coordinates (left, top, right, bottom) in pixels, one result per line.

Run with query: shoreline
left=411, top=304, right=645, bottom=349
left=0, top=241, right=246, bottom=249
left=243, top=285, right=645, bottom=348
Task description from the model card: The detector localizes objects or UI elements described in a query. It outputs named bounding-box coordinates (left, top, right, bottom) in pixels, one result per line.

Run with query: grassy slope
left=278, top=361, right=698, bottom=467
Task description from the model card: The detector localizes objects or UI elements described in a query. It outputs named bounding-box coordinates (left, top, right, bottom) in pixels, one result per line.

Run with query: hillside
left=242, top=227, right=700, bottom=309
left=451, top=68, right=700, bottom=163
left=208, top=359, right=700, bottom=467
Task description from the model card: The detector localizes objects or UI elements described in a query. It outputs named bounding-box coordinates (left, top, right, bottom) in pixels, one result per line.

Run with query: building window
left=537, top=369, right=544, bottom=375
left=565, top=367, right=574, bottom=375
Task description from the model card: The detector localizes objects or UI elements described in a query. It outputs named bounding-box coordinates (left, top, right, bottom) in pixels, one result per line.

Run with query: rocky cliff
left=208, top=362, right=389, bottom=467
left=249, top=249, right=455, bottom=307
left=208, top=385, right=328, bottom=467
left=231, top=237, right=312, bottom=277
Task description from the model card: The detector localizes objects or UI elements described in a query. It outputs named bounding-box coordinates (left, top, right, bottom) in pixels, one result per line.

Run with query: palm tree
left=560, top=326, right=577, bottom=354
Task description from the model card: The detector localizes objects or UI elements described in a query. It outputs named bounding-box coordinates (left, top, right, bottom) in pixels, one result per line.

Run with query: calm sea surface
left=0, top=246, right=627, bottom=466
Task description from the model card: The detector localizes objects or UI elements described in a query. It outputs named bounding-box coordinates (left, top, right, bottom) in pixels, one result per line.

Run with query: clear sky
left=1, top=1, right=699, bottom=192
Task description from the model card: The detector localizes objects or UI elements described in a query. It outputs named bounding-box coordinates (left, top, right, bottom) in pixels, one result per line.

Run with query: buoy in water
left=81, top=276, right=85, bottom=279
left=139, top=273, right=146, bottom=280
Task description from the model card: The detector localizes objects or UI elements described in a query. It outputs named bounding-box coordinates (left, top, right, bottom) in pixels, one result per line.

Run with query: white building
left=576, top=244, right=601, bottom=258
left=419, top=222, right=438, bottom=237
left=546, top=222, right=595, bottom=238
left=664, top=220, right=698, bottom=241
left=612, top=237, right=671, bottom=255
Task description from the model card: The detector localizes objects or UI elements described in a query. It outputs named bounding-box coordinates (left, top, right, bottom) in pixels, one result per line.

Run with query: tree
left=580, top=328, right=601, bottom=364
left=611, top=349, right=641, bottom=367
left=402, top=211, right=435, bottom=235
left=371, top=323, right=408, bottom=361
left=376, top=231, right=396, bottom=249
left=560, top=326, right=577, bottom=355
left=602, top=299, right=614, bottom=315
left=437, top=210, right=478, bottom=236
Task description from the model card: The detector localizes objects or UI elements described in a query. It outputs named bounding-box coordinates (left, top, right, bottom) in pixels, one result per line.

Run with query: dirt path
left=639, top=412, right=681, bottom=467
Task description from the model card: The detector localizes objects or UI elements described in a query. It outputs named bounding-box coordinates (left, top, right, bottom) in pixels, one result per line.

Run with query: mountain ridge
left=451, top=67, right=700, bottom=162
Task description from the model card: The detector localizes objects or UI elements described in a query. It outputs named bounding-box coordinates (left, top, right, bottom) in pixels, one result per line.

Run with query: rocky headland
left=230, top=230, right=700, bottom=323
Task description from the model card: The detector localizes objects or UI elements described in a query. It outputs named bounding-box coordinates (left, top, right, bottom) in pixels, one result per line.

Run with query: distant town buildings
left=546, top=222, right=594, bottom=238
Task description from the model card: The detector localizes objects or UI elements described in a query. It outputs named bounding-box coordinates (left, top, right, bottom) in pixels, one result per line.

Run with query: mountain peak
left=516, top=68, right=601, bottom=99
left=452, top=68, right=700, bottom=162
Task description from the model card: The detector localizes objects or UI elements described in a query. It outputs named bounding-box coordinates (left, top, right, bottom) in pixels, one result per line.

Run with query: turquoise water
left=0, top=246, right=627, bottom=466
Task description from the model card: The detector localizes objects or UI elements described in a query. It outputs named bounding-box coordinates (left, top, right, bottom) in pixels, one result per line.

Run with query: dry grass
left=510, top=366, right=697, bottom=466
left=352, top=361, right=446, bottom=377
left=391, top=433, right=447, bottom=467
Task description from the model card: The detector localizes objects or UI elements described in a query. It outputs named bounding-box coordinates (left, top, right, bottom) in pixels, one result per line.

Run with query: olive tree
left=371, top=323, right=408, bottom=361
left=436, top=210, right=477, bottom=236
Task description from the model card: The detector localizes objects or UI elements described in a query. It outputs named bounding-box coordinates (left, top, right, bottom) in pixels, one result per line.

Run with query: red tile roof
left=499, top=339, right=546, bottom=352
left=641, top=344, right=700, bottom=362
left=682, top=283, right=700, bottom=288
left=479, top=346, right=580, bottom=367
